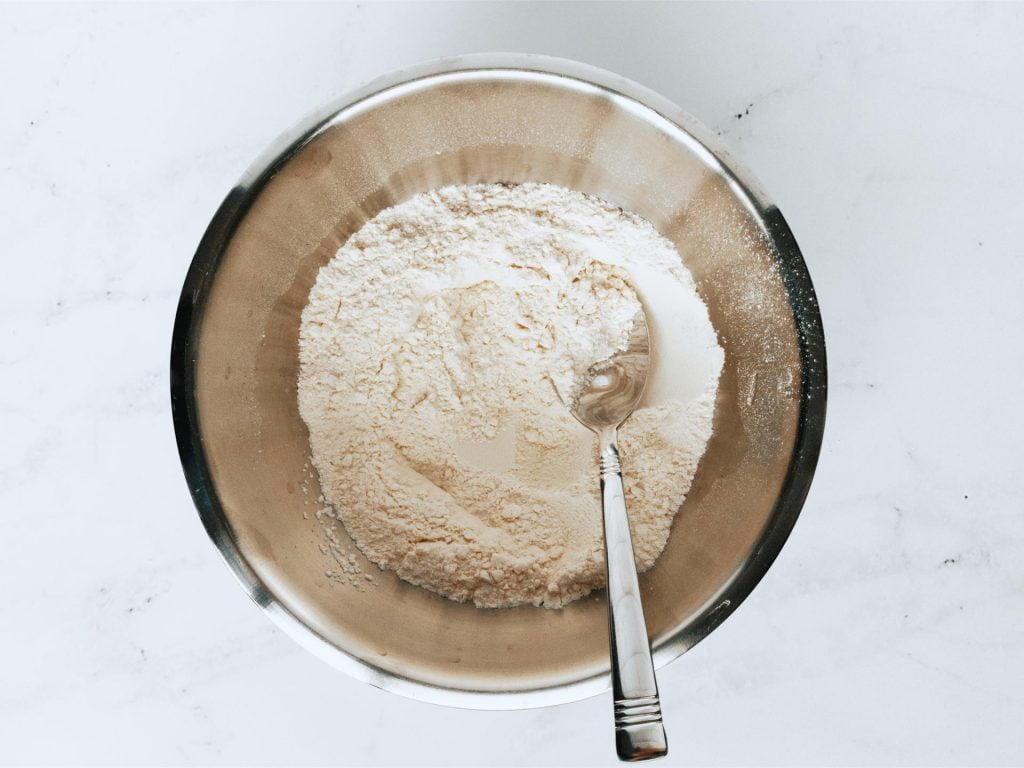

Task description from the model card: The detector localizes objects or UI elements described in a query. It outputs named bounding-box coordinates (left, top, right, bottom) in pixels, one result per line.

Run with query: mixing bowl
left=170, top=54, right=826, bottom=708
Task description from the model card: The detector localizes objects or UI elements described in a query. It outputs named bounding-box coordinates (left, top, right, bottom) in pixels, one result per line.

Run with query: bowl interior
left=187, top=67, right=810, bottom=704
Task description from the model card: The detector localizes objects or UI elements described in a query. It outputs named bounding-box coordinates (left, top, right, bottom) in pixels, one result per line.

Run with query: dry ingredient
left=298, top=183, right=723, bottom=608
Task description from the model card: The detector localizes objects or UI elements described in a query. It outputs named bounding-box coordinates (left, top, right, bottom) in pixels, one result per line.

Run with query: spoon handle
left=599, top=433, right=668, bottom=762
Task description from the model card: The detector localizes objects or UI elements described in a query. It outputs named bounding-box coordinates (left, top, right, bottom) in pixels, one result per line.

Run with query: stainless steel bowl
left=170, top=54, right=826, bottom=709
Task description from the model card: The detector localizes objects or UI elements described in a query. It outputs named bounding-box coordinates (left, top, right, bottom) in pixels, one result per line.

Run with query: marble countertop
left=2, top=3, right=1022, bottom=765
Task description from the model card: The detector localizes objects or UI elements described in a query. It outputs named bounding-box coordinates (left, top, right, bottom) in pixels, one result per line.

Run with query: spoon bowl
left=568, top=308, right=651, bottom=433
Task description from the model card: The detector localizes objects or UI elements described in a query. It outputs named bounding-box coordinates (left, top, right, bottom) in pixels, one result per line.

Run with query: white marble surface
left=2, top=2, right=1023, bottom=765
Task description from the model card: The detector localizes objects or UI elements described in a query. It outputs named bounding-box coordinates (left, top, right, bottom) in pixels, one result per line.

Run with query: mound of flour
left=298, top=183, right=722, bottom=608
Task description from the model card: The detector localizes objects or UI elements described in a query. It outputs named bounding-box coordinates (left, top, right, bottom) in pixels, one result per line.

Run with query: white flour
left=298, top=183, right=723, bottom=608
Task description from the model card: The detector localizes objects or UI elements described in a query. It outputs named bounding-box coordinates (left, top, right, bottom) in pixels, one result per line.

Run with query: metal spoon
left=560, top=308, right=668, bottom=762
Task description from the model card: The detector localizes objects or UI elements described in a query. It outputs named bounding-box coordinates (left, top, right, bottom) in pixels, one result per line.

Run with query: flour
left=298, top=183, right=723, bottom=608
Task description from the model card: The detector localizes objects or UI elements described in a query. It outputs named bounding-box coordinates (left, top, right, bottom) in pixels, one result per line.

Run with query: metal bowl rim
left=169, top=52, right=827, bottom=710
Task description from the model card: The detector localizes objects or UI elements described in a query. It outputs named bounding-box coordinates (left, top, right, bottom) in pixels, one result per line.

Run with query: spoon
left=561, top=307, right=668, bottom=762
